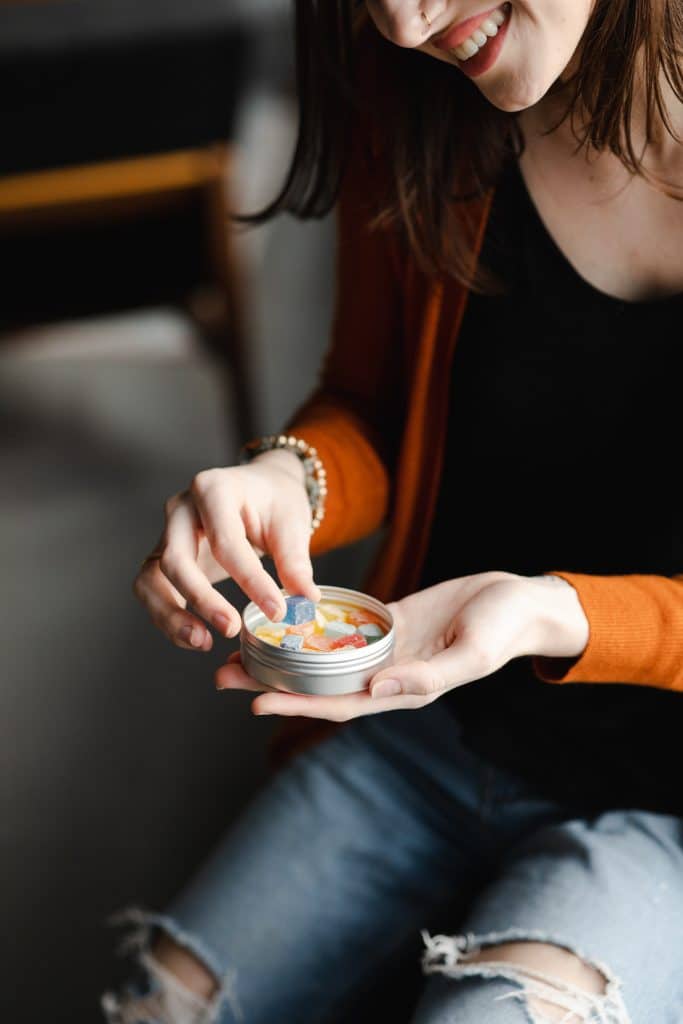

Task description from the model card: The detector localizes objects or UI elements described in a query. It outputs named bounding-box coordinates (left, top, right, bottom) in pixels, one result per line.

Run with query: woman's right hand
left=133, top=449, right=322, bottom=652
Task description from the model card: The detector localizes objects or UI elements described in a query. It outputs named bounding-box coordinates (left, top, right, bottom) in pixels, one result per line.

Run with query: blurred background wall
left=0, top=2, right=381, bottom=1019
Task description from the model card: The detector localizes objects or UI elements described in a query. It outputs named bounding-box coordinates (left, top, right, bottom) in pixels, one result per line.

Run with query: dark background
left=0, top=2, right=381, bottom=1019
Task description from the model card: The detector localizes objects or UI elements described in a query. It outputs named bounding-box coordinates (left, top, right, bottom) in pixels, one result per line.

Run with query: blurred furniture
left=0, top=0, right=254, bottom=436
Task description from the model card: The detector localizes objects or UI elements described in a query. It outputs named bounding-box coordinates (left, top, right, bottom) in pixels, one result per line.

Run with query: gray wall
left=0, top=21, right=380, bottom=1022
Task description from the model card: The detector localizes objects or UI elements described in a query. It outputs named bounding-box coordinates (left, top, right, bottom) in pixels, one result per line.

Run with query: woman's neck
left=521, top=49, right=683, bottom=188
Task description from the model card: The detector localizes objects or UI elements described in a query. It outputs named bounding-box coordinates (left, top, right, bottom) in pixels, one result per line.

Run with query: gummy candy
left=254, top=625, right=287, bottom=642
left=252, top=597, right=387, bottom=653
left=323, top=621, right=357, bottom=639
left=330, top=634, right=368, bottom=650
left=280, top=634, right=304, bottom=652
left=286, top=621, right=316, bottom=637
left=346, top=610, right=385, bottom=628
left=283, top=595, right=316, bottom=625
left=302, top=635, right=337, bottom=652
left=316, top=602, right=347, bottom=622
left=359, top=623, right=383, bottom=639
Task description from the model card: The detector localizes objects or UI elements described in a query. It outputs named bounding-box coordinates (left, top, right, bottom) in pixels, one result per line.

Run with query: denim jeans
left=103, top=702, right=683, bottom=1023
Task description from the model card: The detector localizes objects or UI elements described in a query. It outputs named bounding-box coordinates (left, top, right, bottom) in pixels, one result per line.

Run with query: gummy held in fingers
left=283, top=595, right=316, bottom=625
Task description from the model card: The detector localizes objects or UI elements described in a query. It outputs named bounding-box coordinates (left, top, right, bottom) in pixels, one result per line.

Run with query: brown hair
left=241, top=1, right=683, bottom=288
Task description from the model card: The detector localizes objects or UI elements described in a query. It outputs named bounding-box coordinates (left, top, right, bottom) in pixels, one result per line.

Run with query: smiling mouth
left=436, top=3, right=511, bottom=62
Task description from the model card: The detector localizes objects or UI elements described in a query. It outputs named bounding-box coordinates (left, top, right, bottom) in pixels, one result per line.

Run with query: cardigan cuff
left=532, top=571, right=683, bottom=691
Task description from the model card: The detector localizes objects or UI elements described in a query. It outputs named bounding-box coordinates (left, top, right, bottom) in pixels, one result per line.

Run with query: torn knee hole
left=102, top=951, right=219, bottom=1024
left=153, top=933, right=219, bottom=1001
left=102, top=907, right=243, bottom=1024
left=421, top=929, right=631, bottom=1023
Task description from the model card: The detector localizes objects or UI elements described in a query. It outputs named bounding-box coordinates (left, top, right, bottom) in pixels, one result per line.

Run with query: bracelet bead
left=238, top=432, right=327, bottom=534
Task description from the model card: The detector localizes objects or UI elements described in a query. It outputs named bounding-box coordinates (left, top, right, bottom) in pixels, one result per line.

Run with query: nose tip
left=381, top=9, right=434, bottom=49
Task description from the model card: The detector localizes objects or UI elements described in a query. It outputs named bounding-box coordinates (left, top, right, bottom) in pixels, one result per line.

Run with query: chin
left=479, top=72, right=552, bottom=112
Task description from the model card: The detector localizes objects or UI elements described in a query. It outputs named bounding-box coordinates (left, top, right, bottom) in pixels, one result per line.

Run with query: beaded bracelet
left=238, top=433, right=327, bottom=533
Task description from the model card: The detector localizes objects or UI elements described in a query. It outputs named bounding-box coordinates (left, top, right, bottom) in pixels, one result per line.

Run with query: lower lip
left=452, top=9, right=511, bottom=79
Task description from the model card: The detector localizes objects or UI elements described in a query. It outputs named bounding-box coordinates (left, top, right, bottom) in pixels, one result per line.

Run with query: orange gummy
left=346, top=610, right=384, bottom=628
left=303, top=635, right=337, bottom=652
left=286, top=621, right=316, bottom=636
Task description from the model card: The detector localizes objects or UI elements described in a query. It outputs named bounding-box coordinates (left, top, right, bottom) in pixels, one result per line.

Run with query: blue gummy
left=280, top=633, right=304, bottom=652
left=283, top=595, right=315, bottom=625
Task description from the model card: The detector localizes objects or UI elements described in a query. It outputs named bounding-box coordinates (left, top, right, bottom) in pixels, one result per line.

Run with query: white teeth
left=480, top=18, right=499, bottom=37
left=450, top=4, right=508, bottom=61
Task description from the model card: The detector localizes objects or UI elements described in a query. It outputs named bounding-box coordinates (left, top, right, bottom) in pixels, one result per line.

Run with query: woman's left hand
left=214, top=571, right=589, bottom=721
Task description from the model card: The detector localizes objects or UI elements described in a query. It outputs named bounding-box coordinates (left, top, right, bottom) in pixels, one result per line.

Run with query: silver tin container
left=241, top=585, right=395, bottom=696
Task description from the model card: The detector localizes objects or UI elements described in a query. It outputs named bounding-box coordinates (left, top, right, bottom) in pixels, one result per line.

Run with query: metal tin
left=241, top=585, right=395, bottom=696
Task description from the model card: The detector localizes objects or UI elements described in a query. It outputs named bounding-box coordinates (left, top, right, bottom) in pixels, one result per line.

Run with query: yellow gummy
left=317, top=602, right=347, bottom=622
left=254, top=625, right=287, bottom=643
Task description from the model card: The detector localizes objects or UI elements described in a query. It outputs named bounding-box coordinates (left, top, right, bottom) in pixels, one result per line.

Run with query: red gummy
left=331, top=634, right=368, bottom=650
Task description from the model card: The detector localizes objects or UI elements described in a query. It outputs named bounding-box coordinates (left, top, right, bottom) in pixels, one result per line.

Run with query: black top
left=418, top=159, right=683, bottom=815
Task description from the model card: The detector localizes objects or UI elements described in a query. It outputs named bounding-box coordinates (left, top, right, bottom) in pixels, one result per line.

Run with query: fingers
left=369, top=637, right=495, bottom=698
left=214, top=655, right=272, bottom=694
left=192, top=482, right=287, bottom=622
left=134, top=560, right=213, bottom=651
left=267, top=511, right=321, bottom=605
left=159, top=497, right=242, bottom=637
left=215, top=653, right=428, bottom=719
left=249, top=687, right=431, bottom=720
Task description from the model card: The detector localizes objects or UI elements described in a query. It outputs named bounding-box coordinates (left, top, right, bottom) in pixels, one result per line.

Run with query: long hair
left=240, top=1, right=683, bottom=288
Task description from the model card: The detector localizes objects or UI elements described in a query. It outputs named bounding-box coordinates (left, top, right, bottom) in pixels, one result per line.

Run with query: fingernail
left=180, top=624, right=204, bottom=648
left=372, top=679, right=401, bottom=698
left=264, top=599, right=283, bottom=622
left=213, top=613, right=231, bottom=636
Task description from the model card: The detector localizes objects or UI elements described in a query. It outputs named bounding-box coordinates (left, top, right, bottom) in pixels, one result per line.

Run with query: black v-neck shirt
left=418, top=160, right=683, bottom=814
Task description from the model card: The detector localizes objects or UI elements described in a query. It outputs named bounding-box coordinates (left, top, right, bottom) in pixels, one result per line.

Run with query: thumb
left=369, top=641, right=488, bottom=699
left=268, top=511, right=322, bottom=605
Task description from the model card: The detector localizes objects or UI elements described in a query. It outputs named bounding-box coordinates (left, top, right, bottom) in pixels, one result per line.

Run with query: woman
left=105, top=2, right=683, bottom=1022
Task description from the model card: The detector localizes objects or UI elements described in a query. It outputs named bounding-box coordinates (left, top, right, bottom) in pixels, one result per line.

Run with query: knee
left=152, top=933, right=219, bottom=1001
left=466, top=941, right=606, bottom=1022
left=420, top=931, right=630, bottom=1024
left=102, top=930, right=221, bottom=1024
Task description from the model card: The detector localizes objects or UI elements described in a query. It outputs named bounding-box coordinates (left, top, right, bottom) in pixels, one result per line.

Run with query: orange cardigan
left=269, top=67, right=683, bottom=762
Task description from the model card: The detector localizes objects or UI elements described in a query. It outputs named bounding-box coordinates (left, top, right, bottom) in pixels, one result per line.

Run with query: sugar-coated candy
left=331, top=634, right=368, bottom=650
left=251, top=596, right=386, bottom=653
left=359, top=623, right=383, bottom=640
left=286, top=621, right=316, bottom=636
left=316, top=602, right=346, bottom=622
left=255, top=624, right=287, bottom=641
left=303, top=635, right=337, bottom=652
left=346, top=610, right=384, bottom=628
left=283, top=595, right=316, bottom=625
left=323, top=621, right=357, bottom=639
left=280, top=633, right=304, bottom=652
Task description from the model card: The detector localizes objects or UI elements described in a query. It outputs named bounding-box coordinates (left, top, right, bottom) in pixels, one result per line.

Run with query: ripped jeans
left=102, top=702, right=683, bottom=1023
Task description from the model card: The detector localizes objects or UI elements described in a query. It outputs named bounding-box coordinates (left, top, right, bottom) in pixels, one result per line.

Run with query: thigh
left=413, top=809, right=683, bottom=1023
left=111, top=704, right=539, bottom=1024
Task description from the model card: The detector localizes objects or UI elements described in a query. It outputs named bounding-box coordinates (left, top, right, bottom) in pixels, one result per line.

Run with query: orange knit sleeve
left=282, top=127, right=404, bottom=557
left=533, top=572, right=683, bottom=692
